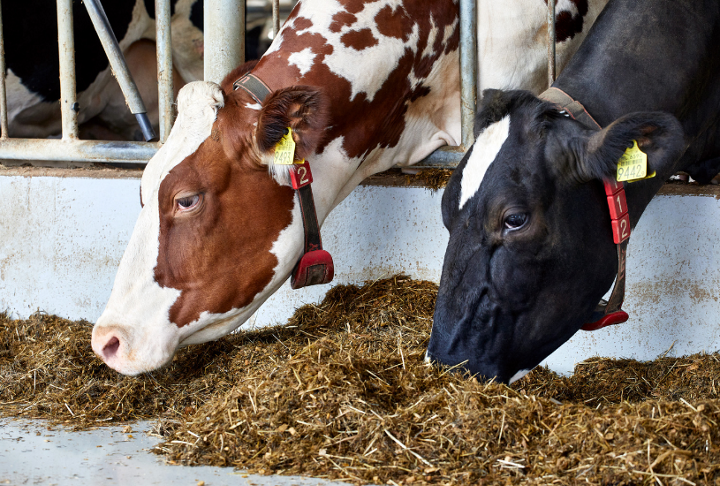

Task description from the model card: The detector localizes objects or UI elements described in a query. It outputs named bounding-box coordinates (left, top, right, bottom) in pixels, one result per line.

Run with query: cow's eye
left=176, top=194, right=202, bottom=212
left=504, top=212, right=528, bottom=230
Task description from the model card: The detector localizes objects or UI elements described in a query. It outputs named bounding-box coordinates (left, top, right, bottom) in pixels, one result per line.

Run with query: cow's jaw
left=176, top=198, right=305, bottom=347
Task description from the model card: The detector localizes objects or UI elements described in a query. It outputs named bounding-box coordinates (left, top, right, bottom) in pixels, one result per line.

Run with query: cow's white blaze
left=458, top=115, right=510, bottom=210
left=92, top=82, right=224, bottom=375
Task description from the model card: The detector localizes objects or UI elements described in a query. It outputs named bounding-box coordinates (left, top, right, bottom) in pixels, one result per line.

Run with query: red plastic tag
left=289, top=160, right=313, bottom=190
left=606, top=191, right=628, bottom=220
left=603, top=179, right=623, bottom=195
left=582, top=310, right=629, bottom=331
left=291, top=250, right=334, bottom=289
left=610, top=212, right=631, bottom=244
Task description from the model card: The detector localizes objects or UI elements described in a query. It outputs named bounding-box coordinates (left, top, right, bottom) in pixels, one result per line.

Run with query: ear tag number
left=274, top=127, right=297, bottom=165
left=616, top=140, right=650, bottom=182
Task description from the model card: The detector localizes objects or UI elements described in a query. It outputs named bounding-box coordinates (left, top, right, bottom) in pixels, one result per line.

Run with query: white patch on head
left=458, top=115, right=510, bottom=210
left=245, top=102, right=262, bottom=110
left=93, top=81, right=224, bottom=376
left=508, top=368, right=532, bottom=384
left=288, top=47, right=317, bottom=76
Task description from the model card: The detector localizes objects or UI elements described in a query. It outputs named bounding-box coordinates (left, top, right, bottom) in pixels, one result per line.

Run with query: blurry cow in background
left=2, top=0, right=287, bottom=142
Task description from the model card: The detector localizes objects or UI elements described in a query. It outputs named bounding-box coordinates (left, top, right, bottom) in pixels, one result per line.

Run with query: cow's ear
left=560, top=112, right=684, bottom=184
left=255, top=86, right=328, bottom=161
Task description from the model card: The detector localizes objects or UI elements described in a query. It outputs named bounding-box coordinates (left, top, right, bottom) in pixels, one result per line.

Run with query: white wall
left=0, top=171, right=718, bottom=374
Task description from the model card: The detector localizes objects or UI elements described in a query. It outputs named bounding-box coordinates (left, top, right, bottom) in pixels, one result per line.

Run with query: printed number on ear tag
left=616, top=140, right=649, bottom=182
left=274, top=127, right=296, bottom=165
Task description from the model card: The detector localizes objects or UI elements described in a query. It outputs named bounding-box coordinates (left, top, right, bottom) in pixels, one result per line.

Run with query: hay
left=406, top=169, right=453, bottom=191
left=1, top=277, right=719, bottom=484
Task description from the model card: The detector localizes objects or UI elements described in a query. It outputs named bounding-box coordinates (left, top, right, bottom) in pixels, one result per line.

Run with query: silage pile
left=1, top=276, right=719, bottom=485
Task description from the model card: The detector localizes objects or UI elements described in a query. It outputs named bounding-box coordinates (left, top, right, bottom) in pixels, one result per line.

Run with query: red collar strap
left=234, top=73, right=334, bottom=289
left=539, top=87, right=630, bottom=331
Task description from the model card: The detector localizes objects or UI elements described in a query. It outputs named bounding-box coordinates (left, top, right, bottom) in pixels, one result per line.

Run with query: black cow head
left=427, top=89, right=685, bottom=383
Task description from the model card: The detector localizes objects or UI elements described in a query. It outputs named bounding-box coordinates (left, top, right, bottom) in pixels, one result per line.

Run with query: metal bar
left=204, top=0, right=245, bottom=83
left=83, top=0, right=156, bottom=141
left=547, top=0, right=556, bottom=87
left=156, top=0, right=174, bottom=143
left=459, top=0, right=477, bottom=149
left=0, top=0, right=8, bottom=139
left=272, top=0, right=280, bottom=38
left=57, top=0, right=78, bottom=140
left=0, top=139, right=158, bottom=164
left=411, top=146, right=466, bottom=168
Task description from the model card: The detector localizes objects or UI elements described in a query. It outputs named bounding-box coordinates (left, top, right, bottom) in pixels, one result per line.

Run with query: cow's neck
left=251, top=0, right=461, bottom=224
left=554, top=0, right=720, bottom=225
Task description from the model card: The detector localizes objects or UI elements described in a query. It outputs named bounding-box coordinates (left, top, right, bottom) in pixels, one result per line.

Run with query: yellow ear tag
left=616, top=140, right=653, bottom=182
left=274, top=127, right=297, bottom=165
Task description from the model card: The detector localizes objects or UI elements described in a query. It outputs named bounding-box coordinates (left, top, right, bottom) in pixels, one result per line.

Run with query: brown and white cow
left=92, top=0, right=607, bottom=375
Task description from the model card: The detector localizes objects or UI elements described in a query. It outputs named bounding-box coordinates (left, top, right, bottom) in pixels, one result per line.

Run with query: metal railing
left=417, top=0, right=557, bottom=168
left=0, top=0, right=260, bottom=164
left=0, top=0, right=554, bottom=169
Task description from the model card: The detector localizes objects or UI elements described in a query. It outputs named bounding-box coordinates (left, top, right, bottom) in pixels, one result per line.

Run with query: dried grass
left=407, top=169, right=453, bottom=191
left=1, top=276, right=719, bottom=485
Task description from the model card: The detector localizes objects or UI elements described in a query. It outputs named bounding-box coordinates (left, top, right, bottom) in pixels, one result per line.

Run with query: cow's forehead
left=141, top=81, right=224, bottom=204
left=458, top=115, right=511, bottom=210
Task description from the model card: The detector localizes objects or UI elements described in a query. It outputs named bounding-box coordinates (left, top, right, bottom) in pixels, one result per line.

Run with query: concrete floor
left=0, top=419, right=350, bottom=486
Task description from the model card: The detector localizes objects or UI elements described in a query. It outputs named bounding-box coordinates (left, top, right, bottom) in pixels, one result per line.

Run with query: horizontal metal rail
left=0, top=0, right=475, bottom=169
left=0, top=138, right=159, bottom=163
left=414, top=146, right=467, bottom=168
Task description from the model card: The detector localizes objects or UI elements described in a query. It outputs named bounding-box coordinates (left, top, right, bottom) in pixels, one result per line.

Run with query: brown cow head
left=92, top=68, right=328, bottom=375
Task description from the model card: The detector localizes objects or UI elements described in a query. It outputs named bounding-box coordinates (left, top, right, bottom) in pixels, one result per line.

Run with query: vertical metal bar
left=0, top=0, right=8, bottom=139
left=547, top=0, right=556, bottom=87
left=272, top=0, right=280, bottom=38
left=459, top=0, right=477, bottom=149
left=83, top=0, right=156, bottom=141
left=156, top=0, right=174, bottom=143
left=57, top=0, right=78, bottom=140
left=204, top=0, right=245, bottom=83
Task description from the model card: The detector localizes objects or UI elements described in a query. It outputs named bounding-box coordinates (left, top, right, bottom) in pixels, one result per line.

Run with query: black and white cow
left=426, top=0, right=720, bottom=383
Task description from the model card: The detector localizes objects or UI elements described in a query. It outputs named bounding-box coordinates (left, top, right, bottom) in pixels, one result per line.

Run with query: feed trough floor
left=0, top=419, right=350, bottom=486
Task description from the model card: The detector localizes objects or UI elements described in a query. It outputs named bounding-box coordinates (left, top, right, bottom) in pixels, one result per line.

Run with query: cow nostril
left=103, top=336, right=120, bottom=358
